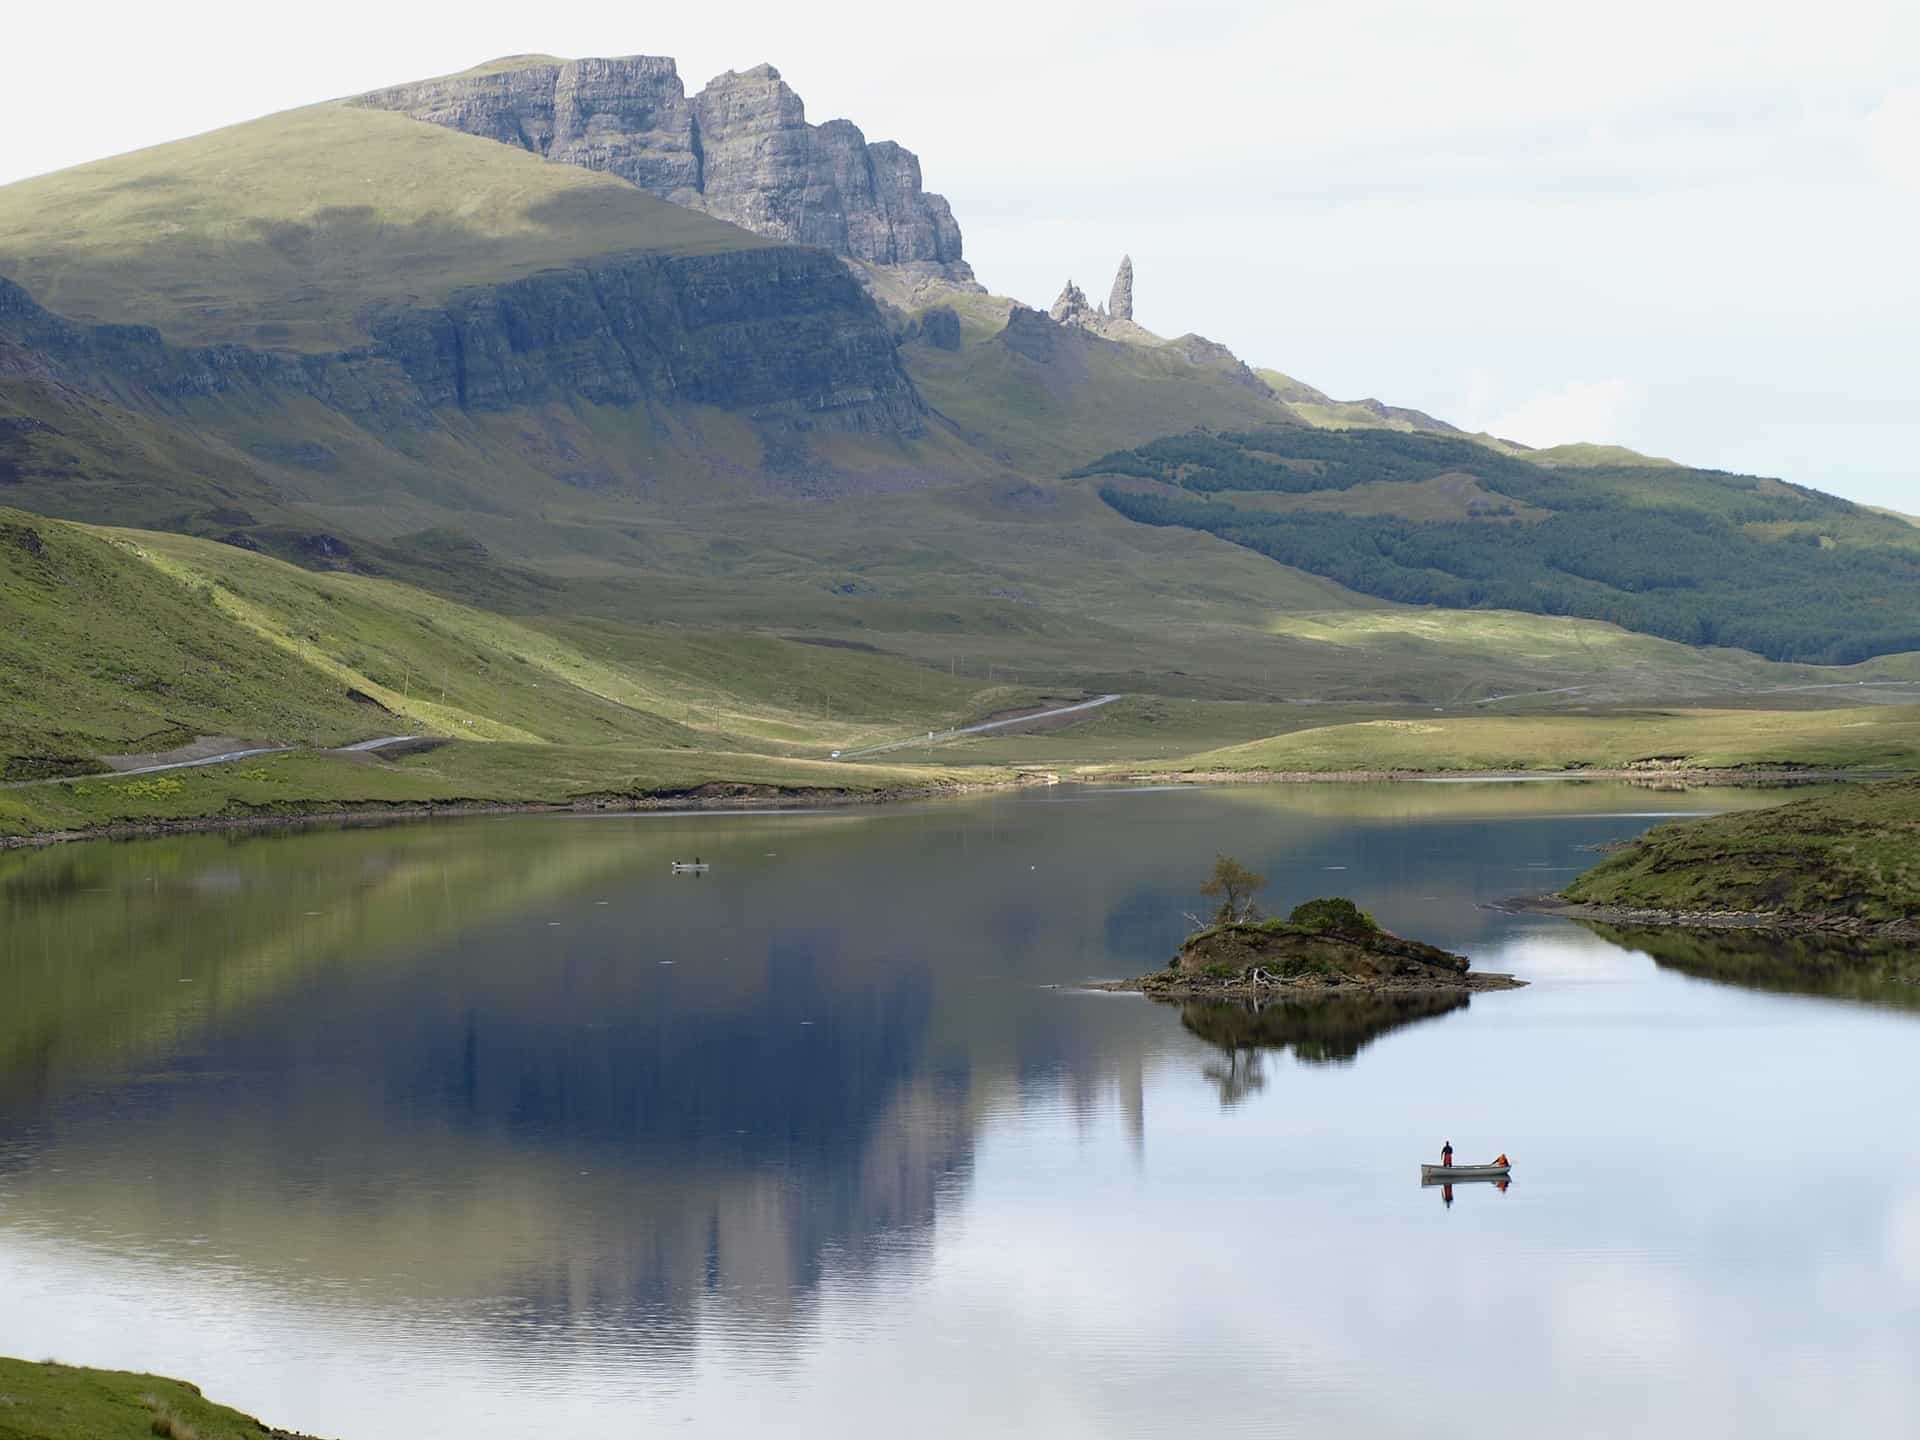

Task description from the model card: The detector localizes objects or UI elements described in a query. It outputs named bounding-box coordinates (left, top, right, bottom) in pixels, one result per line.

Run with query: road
left=832, top=695, right=1122, bottom=760
left=3, top=736, right=420, bottom=790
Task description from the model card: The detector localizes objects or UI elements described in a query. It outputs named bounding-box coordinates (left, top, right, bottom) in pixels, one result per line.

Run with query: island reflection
left=1175, top=992, right=1470, bottom=1103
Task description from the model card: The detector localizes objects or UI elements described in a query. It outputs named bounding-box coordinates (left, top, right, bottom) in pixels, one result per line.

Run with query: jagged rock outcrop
left=1108, top=255, right=1134, bottom=322
left=360, top=58, right=972, bottom=280
left=0, top=253, right=923, bottom=434
left=1047, top=258, right=1145, bottom=338
left=1048, top=280, right=1094, bottom=326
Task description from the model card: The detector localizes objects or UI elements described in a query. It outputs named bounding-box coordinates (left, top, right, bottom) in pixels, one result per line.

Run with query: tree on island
left=1286, top=896, right=1379, bottom=934
left=1200, top=854, right=1265, bottom=926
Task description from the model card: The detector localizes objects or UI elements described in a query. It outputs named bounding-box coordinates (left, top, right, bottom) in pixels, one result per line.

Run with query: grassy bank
left=1134, top=706, right=1920, bottom=778
left=0, top=1357, right=315, bottom=1439
left=0, top=743, right=1003, bottom=841
left=1563, top=778, right=1920, bottom=922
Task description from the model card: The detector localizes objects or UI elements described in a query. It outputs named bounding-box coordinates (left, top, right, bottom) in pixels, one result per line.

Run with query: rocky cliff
left=0, top=248, right=923, bottom=434
left=360, top=58, right=973, bottom=281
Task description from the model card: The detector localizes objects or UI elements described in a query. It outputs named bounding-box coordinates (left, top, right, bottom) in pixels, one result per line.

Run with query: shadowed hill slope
left=0, top=102, right=771, bottom=351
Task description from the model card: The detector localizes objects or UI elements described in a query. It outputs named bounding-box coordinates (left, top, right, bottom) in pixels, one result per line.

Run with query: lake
left=3, top=783, right=1917, bottom=1437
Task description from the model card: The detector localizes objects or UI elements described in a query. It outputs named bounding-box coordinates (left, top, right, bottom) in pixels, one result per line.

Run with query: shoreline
left=1107, top=765, right=1895, bottom=788
left=0, top=763, right=1898, bottom=852
left=0, top=778, right=1023, bottom=851
left=1094, top=970, right=1526, bottom=999
left=1507, top=893, right=1920, bottom=941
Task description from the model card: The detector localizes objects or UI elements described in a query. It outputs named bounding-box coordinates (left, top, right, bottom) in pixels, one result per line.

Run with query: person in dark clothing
left=1441, top=1141, right=1454, bottom=1168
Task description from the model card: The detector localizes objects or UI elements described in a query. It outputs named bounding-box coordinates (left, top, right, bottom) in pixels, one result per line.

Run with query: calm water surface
left=2, top=784, right=1917, bottom=1437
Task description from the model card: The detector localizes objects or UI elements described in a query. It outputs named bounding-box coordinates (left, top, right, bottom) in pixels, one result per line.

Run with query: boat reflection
left=1426, top=1174, right=1511, bottom=1209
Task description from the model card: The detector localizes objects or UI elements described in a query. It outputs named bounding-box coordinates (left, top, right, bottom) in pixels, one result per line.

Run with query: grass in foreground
left=1138, top=706, right=1920, bottom=777
left=0, top=1356, right=311, bottom=1440
left=0, top=509, right=377, bottom=773
left=0, top=506, right=1035, bottom=777
left=1563, top=778, right=1920, bottom=921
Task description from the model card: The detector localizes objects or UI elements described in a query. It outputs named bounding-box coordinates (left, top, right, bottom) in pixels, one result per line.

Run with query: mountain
left=1084, top=426, right=1920, bottom=663
left=2, top=50, right=1917, bottom=832
left=0, top=57, right=1467, bottom=627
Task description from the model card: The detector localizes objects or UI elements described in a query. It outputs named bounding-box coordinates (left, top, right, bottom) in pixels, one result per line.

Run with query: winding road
left=3, top=736, right=420, bottom=790
left=9, top=694, right=1121, bottom=795
left=831, top=694, right=1123, bottom=760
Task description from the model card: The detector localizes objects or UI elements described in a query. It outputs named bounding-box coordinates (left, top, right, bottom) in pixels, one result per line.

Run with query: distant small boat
left=670, top=861, right=709, bottom=874
left=1420, top=1162, right=1509, bottom=1183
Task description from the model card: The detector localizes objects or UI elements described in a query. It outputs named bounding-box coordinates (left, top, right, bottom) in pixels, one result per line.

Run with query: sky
left=3, top=0, right=1917, bottom=509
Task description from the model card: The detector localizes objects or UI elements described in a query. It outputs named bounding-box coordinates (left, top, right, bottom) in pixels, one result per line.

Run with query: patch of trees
left=1102, top=485, right=1920, bottom=664
left=1073, top=426, right=1875, bottom=531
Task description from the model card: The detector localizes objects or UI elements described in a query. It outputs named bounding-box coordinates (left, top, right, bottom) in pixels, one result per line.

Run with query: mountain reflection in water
left=6, top=782, right=1914, bottom=1440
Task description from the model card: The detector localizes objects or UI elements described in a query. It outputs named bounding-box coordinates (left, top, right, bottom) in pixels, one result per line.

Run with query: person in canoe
left=1494, top=1152, right=1509, bottom=1168
left=1441, top=1141, right=1454, bottom=1169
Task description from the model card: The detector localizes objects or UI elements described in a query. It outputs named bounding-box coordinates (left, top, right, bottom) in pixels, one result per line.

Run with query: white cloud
left=1483, top=378, right=1632, bottom=449
left=1866, top=88, right=1920, bottom=189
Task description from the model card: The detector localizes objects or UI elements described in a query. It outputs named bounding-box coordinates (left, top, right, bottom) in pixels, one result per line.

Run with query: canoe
left=1420, top=1163, right=1509, bottom=1182
left=670, top=862, right=709, bottom=873
left=1421, top=1164, right=1508, bottom=1182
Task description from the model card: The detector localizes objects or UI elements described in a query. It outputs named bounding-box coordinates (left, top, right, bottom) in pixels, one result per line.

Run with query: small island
left=1105, top=858, right=1524, bottom=999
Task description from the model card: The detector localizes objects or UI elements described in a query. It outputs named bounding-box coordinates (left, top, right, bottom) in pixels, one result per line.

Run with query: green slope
left=905, top=310, right=1292, bottom=473
left=0, top=506, right=1031, bottom=777
left=1254, top=368, right=1461, bottom=436
left=0, top=1357, right=310, bottom=1440
left=0, top=102, right=765, bottom=351
left=1140, top=707, right=1920, bottom=777
left=0, top=507, right=377, bottom=774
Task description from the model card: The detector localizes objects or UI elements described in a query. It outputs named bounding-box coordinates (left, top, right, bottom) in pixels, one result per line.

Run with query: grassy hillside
left=0, top=508, right=378, bottom=775
left=0, top=102, right=764, bottom=351
left=0, top=1357, right=309, bottom=1440
left=1564, top=778, right=1920, bottom=921
left=906, top=314, right=1292, bottom=474
left=1254, top=368, right=1460, bottom=436
left=0, top=505, right=1034, bottom=782
left=1137, top=706, right=1920, bottom=777
left=1086, top=427, right=1920, bottom=663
